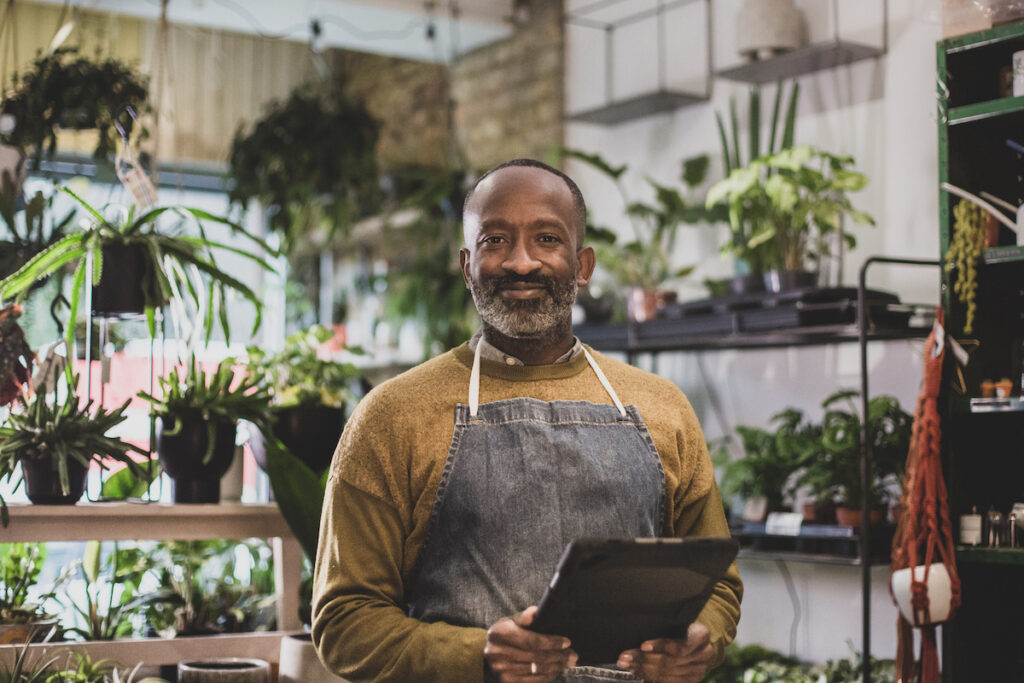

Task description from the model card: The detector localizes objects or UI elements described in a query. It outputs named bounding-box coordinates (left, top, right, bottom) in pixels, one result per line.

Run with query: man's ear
left=576, top=246, right=596, bottom=286
left=459, top=248, right=472, bottom=289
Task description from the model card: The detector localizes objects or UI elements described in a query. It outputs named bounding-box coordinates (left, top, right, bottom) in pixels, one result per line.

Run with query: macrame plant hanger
left=889, top=308, right=961, bottom=683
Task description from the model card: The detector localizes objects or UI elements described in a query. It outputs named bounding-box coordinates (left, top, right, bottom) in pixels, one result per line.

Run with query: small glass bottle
left=960, top=505, right=982, bottom=546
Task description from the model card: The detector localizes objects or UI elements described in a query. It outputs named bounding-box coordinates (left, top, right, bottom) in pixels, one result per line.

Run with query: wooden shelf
left=737, top=549, right=888, bottom=566
left=3, top=503, right=303, bottom=633
left=716, top=41, right=884, bottom=84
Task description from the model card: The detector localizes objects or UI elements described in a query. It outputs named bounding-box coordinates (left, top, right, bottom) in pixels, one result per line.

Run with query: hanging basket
left=890, top=563, right=954, bottom=626
left=91, top=242, right=147, bottom=317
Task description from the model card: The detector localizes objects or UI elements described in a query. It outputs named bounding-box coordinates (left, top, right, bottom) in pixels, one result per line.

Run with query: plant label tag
left=765, top=512, right=803, bottom=536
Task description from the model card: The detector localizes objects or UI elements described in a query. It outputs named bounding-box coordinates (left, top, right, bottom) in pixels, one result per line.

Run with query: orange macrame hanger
left=889, top=308, right=962, bottom=683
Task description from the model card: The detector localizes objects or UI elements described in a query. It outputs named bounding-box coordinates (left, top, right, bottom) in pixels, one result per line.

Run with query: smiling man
left=312, top=159, right=742, bottom=683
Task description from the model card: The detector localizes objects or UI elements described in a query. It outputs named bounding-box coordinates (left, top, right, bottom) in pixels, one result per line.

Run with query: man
left=312, top=159, right=742, bottom=682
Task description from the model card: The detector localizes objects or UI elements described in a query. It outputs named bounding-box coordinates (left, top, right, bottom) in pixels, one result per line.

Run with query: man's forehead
left=468, top=165, right=569, bottom=210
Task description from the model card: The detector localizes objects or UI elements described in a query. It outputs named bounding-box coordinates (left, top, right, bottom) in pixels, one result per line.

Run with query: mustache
left=486, top=274, right=557, bottom=292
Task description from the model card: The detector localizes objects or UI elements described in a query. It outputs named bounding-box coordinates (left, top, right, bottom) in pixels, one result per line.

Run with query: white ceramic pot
left=279, top=633, right=348, bottom=683
left=736, top=0, right=807, bottom=61
left=178, top=658, right=269, bottom=683
left=890, top=563, right=953, bottom=626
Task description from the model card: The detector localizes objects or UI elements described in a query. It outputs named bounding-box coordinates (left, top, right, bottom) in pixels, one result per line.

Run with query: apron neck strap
left=469, top=341, right=627, bottom=418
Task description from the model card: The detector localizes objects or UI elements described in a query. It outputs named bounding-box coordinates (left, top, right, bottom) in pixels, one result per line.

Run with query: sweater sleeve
left=673, top=480, right=743, bottom=668
left=311, top=477, right=487, bottom=682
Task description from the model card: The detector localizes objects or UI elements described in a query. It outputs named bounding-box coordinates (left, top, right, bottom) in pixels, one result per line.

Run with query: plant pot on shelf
left=91, top=242, right=148, bottom=316
left=20, top=455, right=88, bottom=505
left=763, top=269, right=818, bottom=293
left=626, top=288, right=676, bottom=322
left=835, top=506, right=887, bottom=528
left=177, top=658, right=270, bottom=683
left=250, top=403, right=345, bottom=476
left=156, top=413, right=237, bottom=504
left=279, top=633, right=348, bottom=682
left=801, top=501, right=836, bottom=524
left=726, top=273, right=765, bottom=296
left=736, top=0, right=807, bottom=61
left=0, top=617, right=59, bottom=645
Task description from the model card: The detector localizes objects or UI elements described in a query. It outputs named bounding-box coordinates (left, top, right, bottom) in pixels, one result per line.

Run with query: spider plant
left=0, top=187, right=277, bottom=355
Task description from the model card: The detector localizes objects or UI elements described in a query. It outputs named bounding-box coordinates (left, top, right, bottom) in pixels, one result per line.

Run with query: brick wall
left=450, top=0, right=565, bottom=171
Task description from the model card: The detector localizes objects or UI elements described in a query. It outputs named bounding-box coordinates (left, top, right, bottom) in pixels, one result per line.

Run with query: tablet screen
left=529, top=537, right=739, bottom=665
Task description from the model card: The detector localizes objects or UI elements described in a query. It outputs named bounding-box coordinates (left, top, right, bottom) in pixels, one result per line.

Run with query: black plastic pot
left=156, top=413, right=237, bottom=503
left=726, top=273, right=766, bottom=296
left=250, top=403, right=345, bottom=476
left=762, top=269, right=818, bottom=293
left=92, top=242, right=147, bottom=316
left=21, top=456, right=88, bottom=504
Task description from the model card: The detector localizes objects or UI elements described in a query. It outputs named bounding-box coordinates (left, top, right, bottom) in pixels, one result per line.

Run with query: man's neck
left=480, top=322, right=575, bottom=366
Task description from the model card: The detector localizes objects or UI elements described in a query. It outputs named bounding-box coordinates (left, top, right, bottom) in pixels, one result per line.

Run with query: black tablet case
left=529, top=537, right=739, bottom=666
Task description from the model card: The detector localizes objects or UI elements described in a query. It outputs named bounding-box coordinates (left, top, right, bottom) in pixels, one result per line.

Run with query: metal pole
left=858, top=255, right=941, bottom=683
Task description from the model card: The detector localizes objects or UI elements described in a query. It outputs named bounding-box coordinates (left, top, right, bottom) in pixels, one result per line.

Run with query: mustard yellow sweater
left=312, top=342, right=742, bottom=682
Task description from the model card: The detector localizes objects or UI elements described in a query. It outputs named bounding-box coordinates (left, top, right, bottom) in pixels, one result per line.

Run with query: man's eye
left=538, top=234, right=562, bottom=243
left=481, top=235, right=505, bottom=244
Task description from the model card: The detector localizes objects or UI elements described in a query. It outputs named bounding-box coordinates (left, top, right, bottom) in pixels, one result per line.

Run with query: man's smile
left=500, top=283, right=548, bottom=299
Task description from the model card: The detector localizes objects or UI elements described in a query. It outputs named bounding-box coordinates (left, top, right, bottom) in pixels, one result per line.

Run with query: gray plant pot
left=736, top=0, right=807, bottom=61
left=178, top=658, right=269, bottom=683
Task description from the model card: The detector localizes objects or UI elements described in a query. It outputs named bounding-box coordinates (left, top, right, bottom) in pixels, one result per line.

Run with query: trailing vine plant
left=945, top=198, right=987, bottom=335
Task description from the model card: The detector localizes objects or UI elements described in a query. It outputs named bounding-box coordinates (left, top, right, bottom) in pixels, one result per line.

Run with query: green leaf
left=559, top=148, right=627, bottom=180
left=681, top=155, right=710, bottom=189
left=265, top=438, right=324, bottom=562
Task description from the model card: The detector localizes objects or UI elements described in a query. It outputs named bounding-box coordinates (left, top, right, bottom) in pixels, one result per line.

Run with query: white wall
left=565, top=0, right=945, bottom=665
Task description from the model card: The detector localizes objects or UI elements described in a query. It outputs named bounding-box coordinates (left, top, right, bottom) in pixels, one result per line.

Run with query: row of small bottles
left=959, top=504, right=1024, bottom=548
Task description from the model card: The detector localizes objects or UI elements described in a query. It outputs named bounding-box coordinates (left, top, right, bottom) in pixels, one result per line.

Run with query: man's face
left=460, top=166, right=594, bottom=341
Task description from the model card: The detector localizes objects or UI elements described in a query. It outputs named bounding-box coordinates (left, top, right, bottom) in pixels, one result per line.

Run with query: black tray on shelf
left=658, top=287, right=912, bottom=335
left=731, top=521, right=895, bottom=561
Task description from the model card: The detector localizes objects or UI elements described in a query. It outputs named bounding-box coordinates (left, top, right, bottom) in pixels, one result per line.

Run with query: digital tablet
left=529, top=537, right=739, bottom=665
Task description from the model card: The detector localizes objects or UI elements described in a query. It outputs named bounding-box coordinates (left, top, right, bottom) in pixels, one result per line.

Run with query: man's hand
left=615, top=622, right=714, bottom=683
left=484, top=606, right=578, bottom=682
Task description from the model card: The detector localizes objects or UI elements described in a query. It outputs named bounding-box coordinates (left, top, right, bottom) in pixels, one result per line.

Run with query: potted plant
left=244, top=325, right=361, bottom=476
left=2, top=46, right=150, bottom=164
left=0, top=373, right=150, bottom=521
left=561, top=149, right=723, bottom=321
left=0, top=542, right=58, bottom=644
left=0, top=187, right=277, bottom=351
left=944, top=197, right=988, bottom=335
left=227, top=85, right=379, bottom=256
left=0, top=179, right=75, bottom=284
left=0, top=302, right=34, bottom=409
left=817, top=390, right=912, bottom=527
left=712, top=80, right=800, bottom=293
left=137, top=356, right=273, bottom=503
left=705, top=145, right=875, bottom=292
left=715, top=408, right=816, bottom=521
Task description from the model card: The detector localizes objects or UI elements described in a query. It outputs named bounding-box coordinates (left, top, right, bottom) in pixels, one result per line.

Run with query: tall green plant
left=713, top=81, right=800, bottom=275
left=0, top=543, right=53, bottom=624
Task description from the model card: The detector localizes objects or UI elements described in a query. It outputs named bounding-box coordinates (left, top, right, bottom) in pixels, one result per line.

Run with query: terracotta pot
left=0, top=618, right=58, bottom=645
left=801, top=501, right=836, bottom=524
left=835, top=506, right=887, bottom=527
left=626, top=288, right=676, bottom=322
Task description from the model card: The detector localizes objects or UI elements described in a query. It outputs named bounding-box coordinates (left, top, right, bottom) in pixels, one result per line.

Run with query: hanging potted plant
left=0, top=372, right=149, bottom=520
left=137, top=356, right=272, bottom=504
left=244, top=325, right=361, bottom=476
left=706, top=145, right=875, bottom=292
left=227, top=85, right=379, bottom=255
left=1, top=46, right=149, bottom=164
left=0, top=187, right=277, bottom=350
left=561, top=149, right=723, bottom=321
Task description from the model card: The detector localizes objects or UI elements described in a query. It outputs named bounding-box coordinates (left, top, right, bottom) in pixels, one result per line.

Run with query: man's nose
left=502, top=240, right=542, bottom=274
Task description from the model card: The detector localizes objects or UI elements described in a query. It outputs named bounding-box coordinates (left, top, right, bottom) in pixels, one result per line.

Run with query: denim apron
left=408, top=343, right=665, bottom=682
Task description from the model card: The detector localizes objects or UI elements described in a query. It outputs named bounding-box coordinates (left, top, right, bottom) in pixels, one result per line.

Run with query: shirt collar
left=469, top=331, right=583, bottom=366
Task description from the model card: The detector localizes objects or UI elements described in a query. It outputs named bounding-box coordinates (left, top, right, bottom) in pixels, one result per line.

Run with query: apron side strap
left=583, top=347, right=627, bottom=417
left=469, top=340, right=482, bottom=417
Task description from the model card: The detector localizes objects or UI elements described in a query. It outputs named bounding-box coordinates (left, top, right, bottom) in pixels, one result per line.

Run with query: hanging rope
left=889, top=308, right=961, bottom=683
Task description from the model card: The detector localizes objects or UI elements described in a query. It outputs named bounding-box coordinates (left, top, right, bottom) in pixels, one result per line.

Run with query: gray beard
left=468, top=273, right=578, bottom=341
